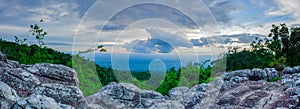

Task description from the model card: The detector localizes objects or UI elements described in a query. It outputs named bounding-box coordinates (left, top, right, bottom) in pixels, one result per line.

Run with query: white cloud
left=265, top=0, right=300, bottom=18
left=1, top=0, right=299, bottom=54
left=0, top=24, right=28, bottom=36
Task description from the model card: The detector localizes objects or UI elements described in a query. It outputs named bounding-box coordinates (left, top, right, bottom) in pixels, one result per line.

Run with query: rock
left=224, top=69, right=251, bottom=80
left=147, top=99, right=185, bottom=109
left=86, top=82, right=146, bottom=108
left=169, top=87, right=189, bottom=103
left=13, top=94, right=74, bottom=109
left=264, top=68, right=279, bottom=80
left=0, top=67, right=40, bottom=97
left=34, top=84, right=87, bottom=108
left=0, top=51, right=7, bottom=62
left=249, top=68, right=268, bottom=81
left=0, top=52, right=85, bottom=108
left=190, top=84, right=209, bottom=92
left=140, top=90, right=164, bottom=99
left=86, top=82, right=183, bottom=108
left=27, top=63, right=79, bottom=86
left=215, top=81, right=298, bottom=108
left=184, top=93, right=205, bottom=108
left=2, top=50, right=300, bottom=108
left=230, top=76, right=248, bottom=83
left=283, top=66, right=300, bottom=74
left=281, top=73, right=300, bottom=89
left=224, top=68, right=279, bottom=82
left=216, top=95, right=240, bottom=106
left=221, top=80, right=238, bottom=91
left=0, top=82, right=20, bottom=108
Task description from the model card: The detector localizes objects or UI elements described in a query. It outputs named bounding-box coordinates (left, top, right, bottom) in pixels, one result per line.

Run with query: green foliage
left=95, top=66, right=118, bottom=86
left=223, top=24, right=300, bottom=71
left=263, top=24, right=300, bottom=67
left=180, top=62, right=200, bottom=87
left=30, top=23, right=47, bottom=47
left=131, top=71, right=151, bottom=81
left=267, top=76, right=281, bottom=82
left=155, top=67, right=181, bottom=95
left=72, top=54, right=106, bottom=96
left=14, top=36, right=27, bottom=45
left=224, top=48, right=275, bottom=71
left=0, top=40, right=70, bottom=65
left=180, top=60, right=212, bottom=88
left=288, top=27, right=300, bottom=66
left=198, top=60, right=212, bottom=84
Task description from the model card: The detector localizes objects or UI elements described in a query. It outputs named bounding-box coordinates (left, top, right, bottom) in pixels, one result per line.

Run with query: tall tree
left=30, top=20, right=47, bottom=47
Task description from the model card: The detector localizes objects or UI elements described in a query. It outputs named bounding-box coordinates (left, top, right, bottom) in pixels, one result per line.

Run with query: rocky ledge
left=1, top=51, right=300, bottom=108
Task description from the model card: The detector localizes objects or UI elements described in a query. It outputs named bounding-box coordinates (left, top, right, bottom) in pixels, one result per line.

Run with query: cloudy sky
left=0, top=0, right=299, bottom=55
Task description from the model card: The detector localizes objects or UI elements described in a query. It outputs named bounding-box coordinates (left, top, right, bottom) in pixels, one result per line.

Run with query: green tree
left=30, top=22, right=47, bottom=47
left=155, top=67, right=181, bottom=95
left=287, top=27, right=300, bottom=66
left=265, top=24, right=290, bottom=59
left=14, top=36, right=27, bottom=45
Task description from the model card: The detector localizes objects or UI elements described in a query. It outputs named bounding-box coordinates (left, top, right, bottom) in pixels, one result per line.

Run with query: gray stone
left=190, top=84, right=208, bottom=92
left=13, top=94, right=74, bottom=109
left=86, top=82, right=183, bottom=109
left=7, top=60, right=19, bottom=68
left=0, top=51, right=7, bottom=62
left=34, top=84, right=87, bottom=108
left=249, top=68, right=268, bottom=81
left=264, top=68, right=279, bottom=80
left=0, top=82, right=20, bottom=108
left=283, top=66, right=300, bottom=74
left=27, top=63, right=79, bottom=86
left=0, top=67, right=40, bottom=97
left=230, top=76, right=248, bottom=83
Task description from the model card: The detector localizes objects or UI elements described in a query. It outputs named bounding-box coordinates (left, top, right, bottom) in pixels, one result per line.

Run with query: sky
left=0, top=0, right=299, bottom=56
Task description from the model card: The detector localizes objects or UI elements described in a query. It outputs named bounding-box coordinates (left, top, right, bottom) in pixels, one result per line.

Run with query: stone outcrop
left=26, top=63, right=79, bottom=86
left=0, top=52, right=86, bottom=108
left=85, top=65, right=300, bottom=108
left=0, top=82, right=20, bottom=108
left=86, top=82, right=184, bottom=109
left=1, top=51, right=300, bottom=108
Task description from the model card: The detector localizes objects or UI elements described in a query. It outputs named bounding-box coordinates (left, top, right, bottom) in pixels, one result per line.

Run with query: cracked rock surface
left=1, top=51, right=300, bottom=108
left=0, top=52, right=86, bottom=108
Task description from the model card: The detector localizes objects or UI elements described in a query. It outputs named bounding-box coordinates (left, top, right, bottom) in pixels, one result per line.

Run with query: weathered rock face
left=13, top=94, right=74, bottom=109
left=0, top=82, right=20, bottom=108
left=27, top=63, right=79, bottom=86
left=2, top=51, right=300, bottom=108
left=34, top=84, right=87, bottom=108
left=86, top=82, right=184, bottom=109
left=0, top=52, right=86, bottom=108
left=213, top=81, right=298, bottom=108
left=0, top=67, right=40, bottom=97
left=154, top=67, right=300, bottom=109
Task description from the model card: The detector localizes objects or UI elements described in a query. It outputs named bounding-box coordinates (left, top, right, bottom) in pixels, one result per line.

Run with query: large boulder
left=0, top=67, right=40, bottom=97
left=0, top=52, right=84, bottom=108
left=0, top=82, right=20, bottom=108
left=34, top=84, right=87, bottom=108
left=224, top=68, right=279, bottom=82
left=86, top=82, right=184, bottom=108
left=282, top=66, right=300, bottom=75
left=13, top=94, right=74, bottom=109
left=213, top=81, right=298, bottom=108
left=26, top=63, right=79, bottom=86
left=2, top=50, right=300, bottom=108
left=0, top=51, right=7, bottom=62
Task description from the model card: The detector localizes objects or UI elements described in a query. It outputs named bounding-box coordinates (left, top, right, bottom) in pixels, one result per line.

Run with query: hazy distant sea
left=92, top=53, right=214, bottom=72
